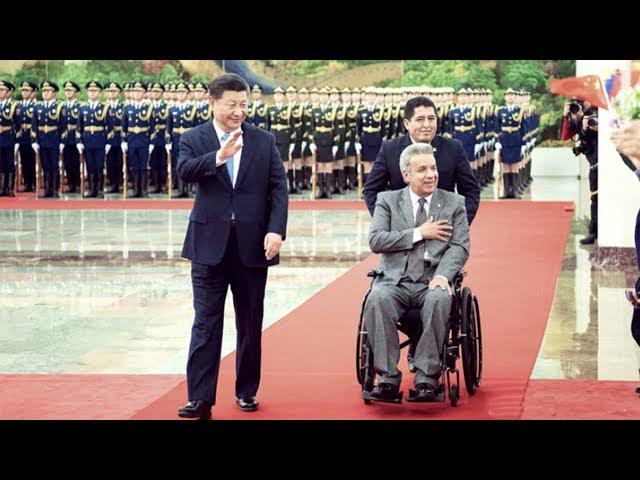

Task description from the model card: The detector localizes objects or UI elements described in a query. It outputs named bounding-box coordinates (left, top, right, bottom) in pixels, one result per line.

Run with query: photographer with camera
left=561, top=98, right=599, bottom=245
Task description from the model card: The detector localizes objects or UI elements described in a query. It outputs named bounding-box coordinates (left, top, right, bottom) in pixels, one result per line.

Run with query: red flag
left=550, top=75, right=609, bottom=110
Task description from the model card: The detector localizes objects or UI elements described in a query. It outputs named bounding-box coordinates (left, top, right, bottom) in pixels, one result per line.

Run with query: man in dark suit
left=177, top=74, right=289, bottom=419
left=611, top=122, right=640, bottom=395
left=364, top=96, right=480, bottom=225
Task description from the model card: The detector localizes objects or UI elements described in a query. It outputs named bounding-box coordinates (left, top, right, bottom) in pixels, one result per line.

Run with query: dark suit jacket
left=363, top=134, right=481, bottom=224
left=178, top=121, right=288, bottom=268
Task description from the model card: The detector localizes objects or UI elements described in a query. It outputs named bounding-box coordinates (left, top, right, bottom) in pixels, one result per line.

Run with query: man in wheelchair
left=364, top=142, right=470, bottom=402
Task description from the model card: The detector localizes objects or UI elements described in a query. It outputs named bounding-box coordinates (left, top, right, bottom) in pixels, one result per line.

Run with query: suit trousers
left=186, top=225, right=268, bottom=404
left=364, top=269, right=451, bottom=388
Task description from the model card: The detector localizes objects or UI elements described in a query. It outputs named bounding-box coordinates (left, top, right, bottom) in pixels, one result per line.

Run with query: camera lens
left=588, top=117, right=598, bottom=127
left=569, top=103, right=580, bottom=114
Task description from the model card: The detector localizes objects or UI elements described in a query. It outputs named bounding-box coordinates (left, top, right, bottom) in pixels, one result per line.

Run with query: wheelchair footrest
left=406, top=384, right=445, bottom=403
left=362, top=390, right=403, bottom=404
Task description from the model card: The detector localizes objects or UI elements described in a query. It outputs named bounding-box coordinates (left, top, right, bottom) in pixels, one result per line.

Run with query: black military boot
left=97, top=172, right=105, bottom=199
left=84, top=173, right=95, bottom=198
left=336, top=169, right=345, bottom=194
left=141, top=171, right=149, bottom=198
left=325, top=172, right=334, bottom=199
left=315, top=173, right=325, bottom=200
left=294, top=169, right=303, bottom=193
left=0, top=173, right=6, bottom=196
left=131, top=173, right=140, bottom=198
left=151, top=170, right=159, bottom=194
left=7, top=173, right=15, bottom=197
left=287, top=170, right=296, bottom=194
left=51, top=172, right=60, bottom=198
left=499, top=173, right=511, bottom=199
left=514, top=172, right=523, bottom=199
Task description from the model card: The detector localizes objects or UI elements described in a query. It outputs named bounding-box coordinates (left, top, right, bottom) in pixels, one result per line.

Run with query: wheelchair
left=356, top=269, right=482, bottom=406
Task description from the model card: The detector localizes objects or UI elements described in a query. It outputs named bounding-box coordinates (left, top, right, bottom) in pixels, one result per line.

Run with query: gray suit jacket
left=369, top=186, right=470, bottom=284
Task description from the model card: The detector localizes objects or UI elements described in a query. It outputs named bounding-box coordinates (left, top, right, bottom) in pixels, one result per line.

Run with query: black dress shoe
left=236, top=396, right=259, bottom=412
left=371, top=383, right=400, bottom=401
left=635, top=385, right=640, bottom=394
left=579, top=234, right=597, bottom=245
left=178, top=400, right=212, bottom=419
left=413, top=383, right=437, bottom=402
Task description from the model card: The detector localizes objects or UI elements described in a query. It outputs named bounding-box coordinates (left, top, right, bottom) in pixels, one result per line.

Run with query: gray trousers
left=363, top=271, right=451, bottom=388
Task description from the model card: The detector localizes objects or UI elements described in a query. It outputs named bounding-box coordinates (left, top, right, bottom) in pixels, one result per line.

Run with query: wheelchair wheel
left=356, top=313, right=367, bottom=385
left=461, top=287, right=482, bottom=395
left=473, top=294, right=483, bottom=387
left=450, top=384, right=459, bottom=407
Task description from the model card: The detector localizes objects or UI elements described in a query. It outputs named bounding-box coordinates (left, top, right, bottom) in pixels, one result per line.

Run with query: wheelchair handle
left=367, top=269, right=381, bottom=278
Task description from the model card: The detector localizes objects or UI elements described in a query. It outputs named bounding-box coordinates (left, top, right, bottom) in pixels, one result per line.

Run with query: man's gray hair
left=399, top=142, right=435, bottom=177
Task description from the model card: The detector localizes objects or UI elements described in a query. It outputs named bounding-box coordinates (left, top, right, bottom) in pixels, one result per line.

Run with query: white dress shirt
left=408, top=188, right=448, bottom=283
left=213, top=119, right=243, bottom=188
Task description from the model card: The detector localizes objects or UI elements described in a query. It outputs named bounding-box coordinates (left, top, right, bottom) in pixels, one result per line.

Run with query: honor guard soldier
left=61, top=81, right=82, bottom=193
left=350, top=86, right=364, bottom=189
left=149, top=82, right=169, bottom=194
left=267, top=86, right=294, bottom=191
left=449, top=88, right=477, bottom=176
left=248, top=84, right=268, bottom=129
left=121, top=81, right=156, bottom=198
left=513, top=90, right=528, bottom=197
left=193, top=82, right=211, bottom=127
left=105, top=82, right=124, bottom=193
left=167, top=83, right=177, bottom=107
left=356, top=87, right=385, bottom=185
left=351, top=87, right=363, bottom=109
left=298, top=87, right=314, bottom=190
left=163, top=83, right=172, bottom=106
left=482, top=89, right=497, bottom=186
left=523, top=91, right=538, bottom=189
left=382, top=88, right=395, bottom=140
left=16, top=81, right=38, bottom=192
left=166, top=81, right=196, bottom=198
left=393, top=88, right=404, bottom=138
left=471, top=89, right=486, bottom=186
left=331, top=86, right=347, bottom=194
left=287, top=85, right=304, bottom=193
left=436, top=87, right=451, bottom=137
left=343, top=87, right=359, bottom=190
left=309, top=87, right=338, bottom=199
left=310, top=86, right=320, bottom=107
left=495, top=87, right=525, bottom=199
left=77, top=81, right=111, bottom=198
left=123, top=83, right=132, bottom=105
left=0, top=80, right=20, bottom=197
left=32, top=81, right=66, bottom=198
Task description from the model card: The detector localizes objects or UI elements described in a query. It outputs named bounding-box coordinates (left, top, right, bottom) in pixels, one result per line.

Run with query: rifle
left=58, top=149, right=65, bottom=197
left=35, top=149, right=41, bottom=199
left=79, top=151, right=86, bottom=198
left=122, top=150, right=128, bottom=199
left=310, top=152, right=317, bottom=200
left=14, top=149, right=21, bottom=196
left=357, top=152, right=363, bottom=200
left=167, top=150, right=172, bottom=199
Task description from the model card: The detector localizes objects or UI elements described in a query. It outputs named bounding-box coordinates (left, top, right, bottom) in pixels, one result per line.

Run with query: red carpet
left=521, top=380, right=640, bottom=419
left=0, top=193, right=366, bottom=211
left=0, top=201, right=577, bottom=419
left=131, top=201, right=574, bottom=419
left=0, top=375, right=183, bottom=420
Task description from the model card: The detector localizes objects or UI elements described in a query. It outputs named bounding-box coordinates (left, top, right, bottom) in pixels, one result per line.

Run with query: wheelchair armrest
left=454, top=270, right=467, bottom=281
left=453, top=270, right=467, bottom=289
